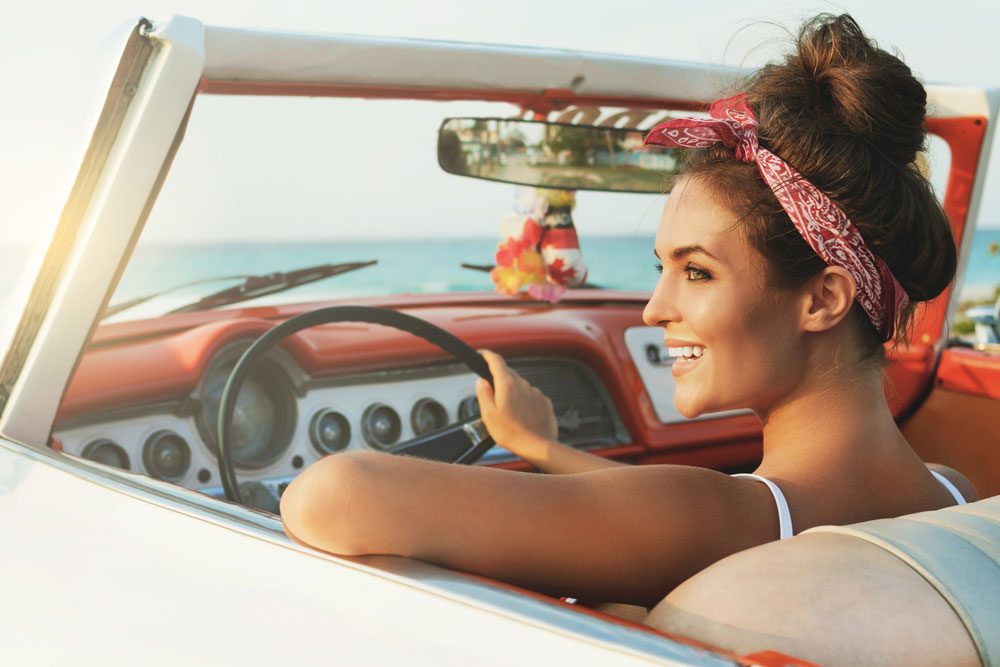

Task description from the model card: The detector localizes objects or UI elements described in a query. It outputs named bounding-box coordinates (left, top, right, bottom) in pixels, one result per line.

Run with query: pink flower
left=527, top=282, right=567, bottom=303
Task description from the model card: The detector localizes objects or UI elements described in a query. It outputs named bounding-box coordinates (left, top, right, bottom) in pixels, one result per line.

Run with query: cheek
left=683, top=283, right=752, bottom=344
left=683, top=287, right=798, bottom=408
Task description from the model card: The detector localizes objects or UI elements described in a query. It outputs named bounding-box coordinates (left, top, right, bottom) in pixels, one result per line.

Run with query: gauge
left=361, top=403, right=401, bottom=450
left=197, top=350, right=296, bottom=470
left=142, top=431, right=192, bottom=481
left=309, top=409, right=351, bottom=454
left=411, top=398, right=448, bottom=435
left=457, top=395, right=481, bottom=421
left=81, top=439, right=130, bottom=470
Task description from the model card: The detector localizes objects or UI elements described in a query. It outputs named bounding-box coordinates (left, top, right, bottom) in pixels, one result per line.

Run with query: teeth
left=667, top=345, right=705, bottom=359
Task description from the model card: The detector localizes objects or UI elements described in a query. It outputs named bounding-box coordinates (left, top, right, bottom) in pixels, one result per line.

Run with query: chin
left=674, top=397, right=705, bottom=419
left=675, top=393, right=743, bottom=419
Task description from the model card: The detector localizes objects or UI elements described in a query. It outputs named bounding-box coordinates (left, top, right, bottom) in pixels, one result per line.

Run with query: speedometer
left=196, top=347, right=296, bottom=470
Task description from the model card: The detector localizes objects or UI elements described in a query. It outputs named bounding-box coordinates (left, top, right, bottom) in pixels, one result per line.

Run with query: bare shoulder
left=926, top=463, right=979, bottom=502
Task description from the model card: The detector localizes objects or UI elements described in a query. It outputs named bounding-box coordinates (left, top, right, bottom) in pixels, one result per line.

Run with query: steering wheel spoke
left=390, top=418, right=493, bottom=463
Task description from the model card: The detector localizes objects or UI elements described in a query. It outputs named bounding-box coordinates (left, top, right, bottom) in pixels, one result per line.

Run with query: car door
left=896, top=105, right=1000, bottom=497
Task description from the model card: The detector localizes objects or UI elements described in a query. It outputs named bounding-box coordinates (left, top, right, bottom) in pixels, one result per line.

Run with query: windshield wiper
left=102, top=260, right=377, bottom=320
left=169, top=260, right=377, bottom=314
left=103, top=274, right=255, bottom=320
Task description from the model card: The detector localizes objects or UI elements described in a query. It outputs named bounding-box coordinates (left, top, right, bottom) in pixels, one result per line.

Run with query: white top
left=930, top=469, right=968, bottom=506
left=735, top=469, right=968, bottom=541
left=732, top=473, right=795, bottom=540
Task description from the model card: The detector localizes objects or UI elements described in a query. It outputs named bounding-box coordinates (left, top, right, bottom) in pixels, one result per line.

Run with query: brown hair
left=682, top=13, right=956, bottom=361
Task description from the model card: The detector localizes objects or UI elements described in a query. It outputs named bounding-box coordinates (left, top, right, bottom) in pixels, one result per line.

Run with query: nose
left=643, top=275, right=680, bottom=327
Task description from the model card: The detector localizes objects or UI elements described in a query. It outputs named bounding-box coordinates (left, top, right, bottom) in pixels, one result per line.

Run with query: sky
left=1, top=0, right=999, bottom=248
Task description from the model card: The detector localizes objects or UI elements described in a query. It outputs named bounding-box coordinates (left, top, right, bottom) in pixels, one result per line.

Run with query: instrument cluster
left=55, top=341, right=629, bottom=495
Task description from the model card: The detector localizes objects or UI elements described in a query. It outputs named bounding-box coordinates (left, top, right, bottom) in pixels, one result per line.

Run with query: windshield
left=109, top=96, right=664, bottom=322
left=111, top=95, right=972, bottom=323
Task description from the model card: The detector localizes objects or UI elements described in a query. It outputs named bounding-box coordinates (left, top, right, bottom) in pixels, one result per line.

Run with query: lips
left=671, top=351, right=703, bottom=377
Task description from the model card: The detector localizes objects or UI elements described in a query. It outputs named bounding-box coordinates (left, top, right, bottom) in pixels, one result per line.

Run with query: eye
left=653, top=262, right=663, bottom=274
left=684, top=263, right=712, bottom=281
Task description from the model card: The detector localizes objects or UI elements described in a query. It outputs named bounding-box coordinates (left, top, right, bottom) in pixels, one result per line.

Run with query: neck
left=755, top=357, right=905, bottom=476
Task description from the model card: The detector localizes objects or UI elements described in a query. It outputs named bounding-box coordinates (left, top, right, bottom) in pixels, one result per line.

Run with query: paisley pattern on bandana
left=643, top=93, right=908, bottom=342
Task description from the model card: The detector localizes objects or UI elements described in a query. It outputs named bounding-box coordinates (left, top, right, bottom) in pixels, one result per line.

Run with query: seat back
left=806, top=496, right=1000, bottom=666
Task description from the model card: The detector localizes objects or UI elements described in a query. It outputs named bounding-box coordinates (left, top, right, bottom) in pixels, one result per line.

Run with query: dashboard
left=55, top=314, right=643, bottom=506
left=53, top=295, right=771, bottom=510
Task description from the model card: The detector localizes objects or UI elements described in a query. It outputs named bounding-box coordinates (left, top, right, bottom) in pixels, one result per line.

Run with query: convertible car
left=1, top=15, right=998, bottom=666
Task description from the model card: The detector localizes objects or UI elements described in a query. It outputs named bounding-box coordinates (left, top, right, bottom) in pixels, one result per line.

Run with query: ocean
left=2, top=230, right=998, bottom=319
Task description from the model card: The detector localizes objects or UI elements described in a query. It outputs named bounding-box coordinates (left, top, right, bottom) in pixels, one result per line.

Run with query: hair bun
left=750, top=14, right=927, bottom=168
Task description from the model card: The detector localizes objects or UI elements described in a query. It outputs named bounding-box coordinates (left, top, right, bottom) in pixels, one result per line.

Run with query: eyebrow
left=653, top=245, right=721, bottom=262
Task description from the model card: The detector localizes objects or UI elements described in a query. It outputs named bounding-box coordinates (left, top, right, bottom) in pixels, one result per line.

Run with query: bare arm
left=280, top=451, right=771, bottom=607
left=475, top=350, right=626, bottom=474
left=503, top=436, right=631, bottom=473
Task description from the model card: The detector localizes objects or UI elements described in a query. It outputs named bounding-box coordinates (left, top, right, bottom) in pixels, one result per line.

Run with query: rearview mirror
left=437, top=118, right=681, bottom=193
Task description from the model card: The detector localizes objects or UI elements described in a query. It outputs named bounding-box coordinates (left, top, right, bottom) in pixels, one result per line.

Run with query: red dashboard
left=60, top=290, right=942, bottom=473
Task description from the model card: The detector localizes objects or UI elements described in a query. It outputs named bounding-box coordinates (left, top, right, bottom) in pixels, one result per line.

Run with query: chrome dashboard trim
left=463, top=419, right=490, bottom=446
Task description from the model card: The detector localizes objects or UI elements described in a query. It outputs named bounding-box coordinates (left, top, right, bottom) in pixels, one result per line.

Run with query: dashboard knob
left=82, top=439, right=131, bottom=471
left=142, top=430, right=191, bottom=481
left=457, top=396, right=481, bottom=421
left=309, top=409, right=351, bottom=453
left=411, top=398, right=449, bottom=435
left=361, top=403, right=402, bottom=450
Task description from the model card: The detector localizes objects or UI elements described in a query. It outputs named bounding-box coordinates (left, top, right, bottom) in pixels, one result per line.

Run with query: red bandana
left=644, top=93, right=908, bottom=342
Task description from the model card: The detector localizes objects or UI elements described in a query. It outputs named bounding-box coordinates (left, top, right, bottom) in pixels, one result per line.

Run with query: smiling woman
left=282, top=14, right=979, bottom=622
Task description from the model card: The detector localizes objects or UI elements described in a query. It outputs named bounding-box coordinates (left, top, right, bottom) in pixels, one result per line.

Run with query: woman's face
left=642, top=176, right=807, bottom=418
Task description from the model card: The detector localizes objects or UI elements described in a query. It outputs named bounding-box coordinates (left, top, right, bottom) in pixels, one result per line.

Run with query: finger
left=479, top=349, right=508, bottom=368
left=478, top=349, right=511, bottom=401
left=475, top=377, right=496, bottom=414
left=475, top=376, right=494, bottom=402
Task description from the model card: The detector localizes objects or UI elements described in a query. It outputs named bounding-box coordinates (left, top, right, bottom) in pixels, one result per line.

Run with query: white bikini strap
left=930, top=470, right=966, bottom=505
left=733, top=473, right=794, bottom=540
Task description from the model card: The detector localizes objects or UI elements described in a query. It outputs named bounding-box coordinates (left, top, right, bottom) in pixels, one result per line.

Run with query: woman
left=280, top=14, right=976, bottom=609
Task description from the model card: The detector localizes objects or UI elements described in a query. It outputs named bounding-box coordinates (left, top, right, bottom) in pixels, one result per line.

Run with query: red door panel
left=903, top=347, right=1000, bottom=498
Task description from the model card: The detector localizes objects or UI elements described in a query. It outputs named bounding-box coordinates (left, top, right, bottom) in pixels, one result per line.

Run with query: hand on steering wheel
left=475, top=350, right=558, bottom=459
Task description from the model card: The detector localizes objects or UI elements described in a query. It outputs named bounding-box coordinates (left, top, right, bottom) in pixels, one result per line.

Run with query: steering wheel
left=215, top=306, right=496, bottom=505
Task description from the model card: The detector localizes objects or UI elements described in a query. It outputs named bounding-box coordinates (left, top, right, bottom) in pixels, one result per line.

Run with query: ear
left=800, top=267, right=857, bottom=334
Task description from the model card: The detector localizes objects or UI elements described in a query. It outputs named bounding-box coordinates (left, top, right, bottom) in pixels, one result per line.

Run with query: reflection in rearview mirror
left=437, top=118, right=681, bottom=194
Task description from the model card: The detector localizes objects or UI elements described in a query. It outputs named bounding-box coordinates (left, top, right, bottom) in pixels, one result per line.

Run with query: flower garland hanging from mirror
left=490, top=188, right=588, bottom=302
